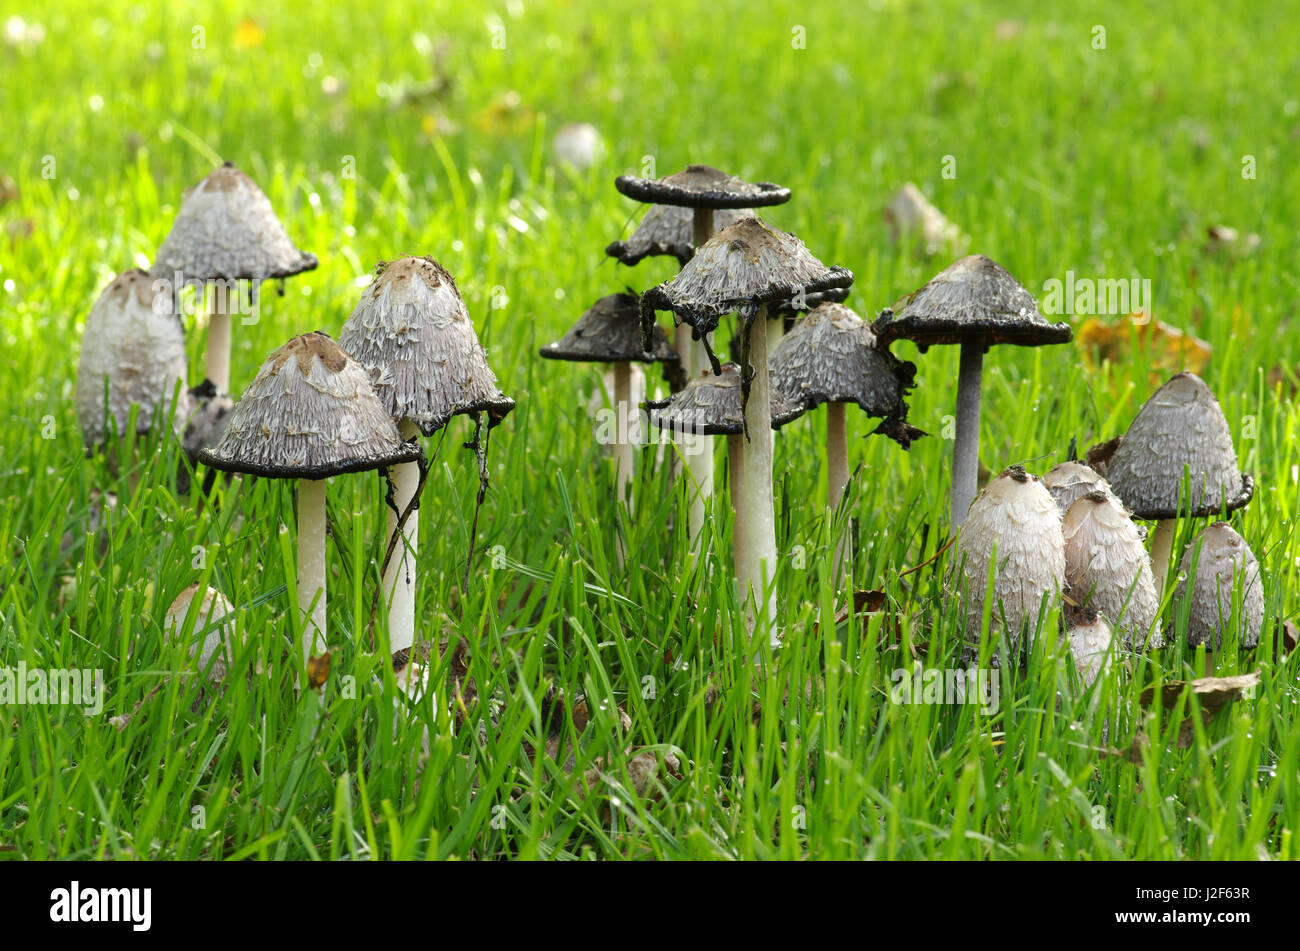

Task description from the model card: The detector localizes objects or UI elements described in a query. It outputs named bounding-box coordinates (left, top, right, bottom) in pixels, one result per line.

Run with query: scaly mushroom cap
left=613, top=164, right=790, bottom=209
left=1063, top=604, right=1113, bottom=688
left=540, top=293, right=678, bottom=364
left=1173, top=522, right=1264, bottom=650
left=606, top=206, right=755, bottom=266
left=165, top=583, right=236, bottom=682
left=647, top=363, right=805, bottom=436
left=639, top=217, right=854, bottom=337
left=76, top=268, right=191, bottom=449
left=770, top=302, right=916, bottom=416
left=198, top=331, right=422, bottom=478
left=951, top=465, right=1065, bottom=660
left=871, top=254, right=1072, bottom=352
left=1043, top=461, right=1117, bottom=515
left=152, top=162, right=318, bottom=283
left=338, top=257, right=515, bottom=436
left=1062, top=491, right=1164, bottom=651
left=1104, top=372, right=1252, bottom=520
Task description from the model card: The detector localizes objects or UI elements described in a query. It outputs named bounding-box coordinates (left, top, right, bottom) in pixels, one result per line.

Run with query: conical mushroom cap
left=152, top=162, right=318, bottom=283
left=198, top=332, right=421, bottom=478
left=1043, top=461, right=1117, bottom=515
left=647, top=363, right=804, bottom=436
left=640, top=217, right=854, bottom=336
left=1063, top=604, right=1113, bottom=688
left=76, top=268, right=191, bottom=449
left=1105, top=372, right=1252, bottom=519
left=166, top=583, right=236, bottom=682
left=1173, top=522, right=1264, bottom=650
left=540, top=293, right=678, bottom=364
left=606, top=206, right=755, bottom=266
left=614, top=164, right=790, bottom=209
left=1062, top=491, right=1163, bottom=651
left=951, top=465, right=1065, bottom=659
left=871, top=254, right=1071, bottom=351
left=338, top=257, right=515, bottom=436
left=770, top=303, right=916, bottom=415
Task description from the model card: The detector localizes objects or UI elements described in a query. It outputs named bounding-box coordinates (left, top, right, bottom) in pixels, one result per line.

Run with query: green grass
left=2, top=0, right=1299, bottom=859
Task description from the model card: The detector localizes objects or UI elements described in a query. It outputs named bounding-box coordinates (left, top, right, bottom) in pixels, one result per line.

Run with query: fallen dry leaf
left=1077, top=316, right=1211, bottom=382
left=1139, top=672, right=1259, bottom=748
left=306, top=652, right=331, bottom=690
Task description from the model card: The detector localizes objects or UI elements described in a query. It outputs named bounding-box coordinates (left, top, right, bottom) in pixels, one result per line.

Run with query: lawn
left=1, top=0, right=1298, bottom=860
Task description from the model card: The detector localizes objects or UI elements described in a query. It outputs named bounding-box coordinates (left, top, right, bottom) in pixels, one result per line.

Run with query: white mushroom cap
left=338, top=257, right=515, bottom=436
left=1043, top=461, right=1116, bottom=515
left=165, top=583, right=236, bottom=682
left=152, top=162, right=317, bottom=283
left=951, top=465, right=1065, bottom=661
left=1173, top=522, right=1264, bottom=650
left=75, top=268, right=191, bottom=450
left=1064, top=605, right=1113, bottom=688
left=1062, top=491, right=1164, bottom=651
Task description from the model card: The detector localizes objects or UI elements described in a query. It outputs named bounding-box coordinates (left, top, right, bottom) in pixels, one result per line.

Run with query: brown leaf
left=1280, top=620, right=1298, bottom=655
left=1139, top=672, right=1258, bottom=748
left=306, top=652, right=331, bottom=690
left=1077, top=316, right=1211, bottom=383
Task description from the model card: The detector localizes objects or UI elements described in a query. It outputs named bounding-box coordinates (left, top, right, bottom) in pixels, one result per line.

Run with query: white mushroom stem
left=205, top=281, right=233, bottom=393
left=298, top=477, right=328, bottom=662
left=384, top=419, right=421, bottom=655
left=681, top=206, right=716, bottom=551
left=1149, top=518, right=1176, bottom=596
left=950, top=342, right=983, bottom=535
left=613, top=361, right=634, bottom=512
left=827, top=401, right=853, bottom=587
left=767, top=314, right=785, bottom=348
left=742, top=306, right=778, bottom=648
left=728, top=432, right=747, bottom=582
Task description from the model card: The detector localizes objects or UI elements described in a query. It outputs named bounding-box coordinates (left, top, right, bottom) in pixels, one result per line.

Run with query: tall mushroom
left=769, top=302, right=920, bottom=586
left=872, top=255, right=1073, bottom=534
left=640, top=217, right=853, bottom=642
left=613, top=165, right=789, bottom=549
left=152, top=161, right=317, bottom=395
left=75, top=268, right=191, bottom=482
left=1172, top=522, right=1264, bottom=652
left=950, top=465, right=1065, bottom=665
left=540, top=292, right=679, bottom=508
left=1061, top=491, right=1164, bottom=651
left=1092, top=372, right=1253, bottom=594
left=647, top=363, right=806, bottom=585
left=198, top=332, right=420, bottom=663
left=338, top=257, right=514, bottom=660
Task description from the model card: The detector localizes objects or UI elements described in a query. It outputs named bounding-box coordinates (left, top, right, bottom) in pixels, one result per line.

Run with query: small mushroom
left=1100, top=372, right=1253, bottom=593
left=75, top=268, right=191, bottom=483
left=950, top=465, right=1065, bottom=664
left=540, top=292, right=678, bottom=509
left=1172, top=522, right=1264, bottom=651
left=614, top=165, right=791, bottom=550
left=769, top=302, right=920, bottom=587
left=1062, top=491, right=1163, bottom=651
left=198, top=332, right=421, bottom=664
left=1063, top=604, right=1113, bottom=688
left=640, top=217, right=853, bottom=643
left=872, top=255, right=1072, bottom=534
left=1042, top=461, right=1116, bottom=516
left=165, top=583, right=236, bottom=682
left=647, top=363, right=805, bottom=587
left=339, top=257, right=514, bottom=658
left=152, top=161, right=317, bottom=395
